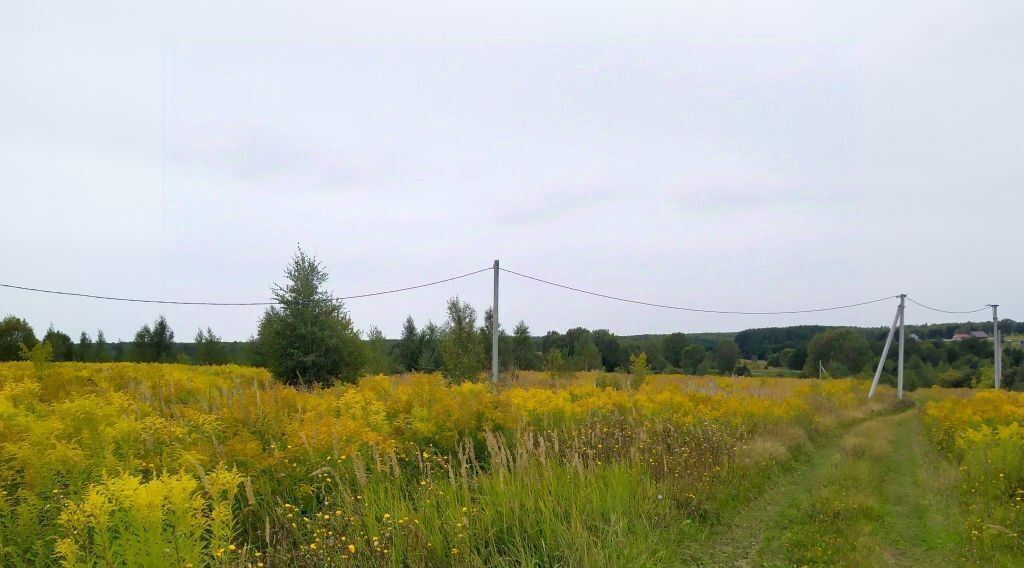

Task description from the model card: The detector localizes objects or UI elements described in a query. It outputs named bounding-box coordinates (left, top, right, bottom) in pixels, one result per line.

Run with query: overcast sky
left=2, top=1, right=1021, bottom=341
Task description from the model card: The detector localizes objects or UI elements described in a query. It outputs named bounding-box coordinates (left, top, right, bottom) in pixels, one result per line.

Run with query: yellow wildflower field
left=0, top=363, right=889, bottom=567
left=921, top=389, right=1024, bottom=559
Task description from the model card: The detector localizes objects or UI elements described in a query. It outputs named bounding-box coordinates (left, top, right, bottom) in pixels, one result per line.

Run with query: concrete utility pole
left=869, top=295, right=906, bottom=400
left=492, top=259, right=500, bottom=383
left=897, top=294, right=905, bottom=400
left=869, top=299, right=902, bottom=399
left=991, top=304, right=1001, bottom=389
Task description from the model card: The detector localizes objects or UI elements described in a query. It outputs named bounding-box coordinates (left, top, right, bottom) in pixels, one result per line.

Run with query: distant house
left=951, top=330, right=989, bottom=341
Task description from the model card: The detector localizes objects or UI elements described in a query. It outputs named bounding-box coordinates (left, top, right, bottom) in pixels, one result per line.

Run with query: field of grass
left=7, top=363, right=1023, bottom=567
left=0, top=362, right=906, bottom=567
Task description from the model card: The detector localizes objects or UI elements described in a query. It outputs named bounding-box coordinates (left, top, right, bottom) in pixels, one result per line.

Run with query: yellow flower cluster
left=55, top=466, right=242, bottom=567
left=922, top=389, right=1024, bottom=451
left=922, top=389, right=1024, bottom=554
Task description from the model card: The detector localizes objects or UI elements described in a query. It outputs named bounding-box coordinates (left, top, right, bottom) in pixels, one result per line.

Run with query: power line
left=905, top=296, right=990, bottom=315
left=500, top=267, right=899, bottom=315
left=0, top=267, right=492, bottom=306
left=1, top=267, right=997, bottom=318
left=0, top=283, right=276, bottom=306
left=331, top=267, right=492, bottom=300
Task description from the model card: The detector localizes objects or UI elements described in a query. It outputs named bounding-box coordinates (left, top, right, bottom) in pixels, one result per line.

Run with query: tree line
left=0, top=314, right=235, bottom=365
left=2, top=248, right=1021, bottom=391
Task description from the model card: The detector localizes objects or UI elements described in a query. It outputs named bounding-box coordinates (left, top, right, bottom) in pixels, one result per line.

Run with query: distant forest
left=3, top=312, right=1021, bottom=392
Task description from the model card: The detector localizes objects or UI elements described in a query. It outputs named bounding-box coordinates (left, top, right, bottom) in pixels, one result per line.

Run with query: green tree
left=593, top=329, right=623, bottom=371
left=439, top=297, right=484, bottom=383
left=571, top=331, right=603, bottom=371
left=43, top=326, right=75, bottom=362
left=132, top=316, right=175, bottom=362
left=95, top=330, right=111, bottom=362
left=417, top=322, right=441, bottom=372
left=680, top=344, right=707, bottom=374
left=256, top=248, right=366, bottom=386
left=906, top=355, right=935, bottom=390
left=662, top=332, right=689, bottom=368
left=364, top=326, right=395, bottom=375
left=149, top=316, right=175, bottom=362
left=937, top=366, right=967, bottom=388
left=77, top=331, right=93, bottom=362
left=629, top=351, right=650, bottom=389
left=544, top=348, right=568, bottom=381
left=771, top=348, right=795, bottom=368
left=396, top=316, right=421, bottom=371
left=636, top=338, right=667, bottom=371
left=195, top=327, right=227, bottom=365
left=511, top=320, right=540, bottom=371
left=20, top=340, right=53, bottom=376
left=804, top=328, right=872, bottom=377
left=714, top=339, right=740, bottom=373
left=132, top=324, right=154, bottom=361
left=246, top=334, right=265, bottom=367
left=788, top=346, right=808, bottom=370
left=0, top=315, right=37, bottom=361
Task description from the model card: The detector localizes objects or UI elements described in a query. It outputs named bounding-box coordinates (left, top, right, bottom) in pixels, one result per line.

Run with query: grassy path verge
left=690, top=407, right=964, bottom=567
